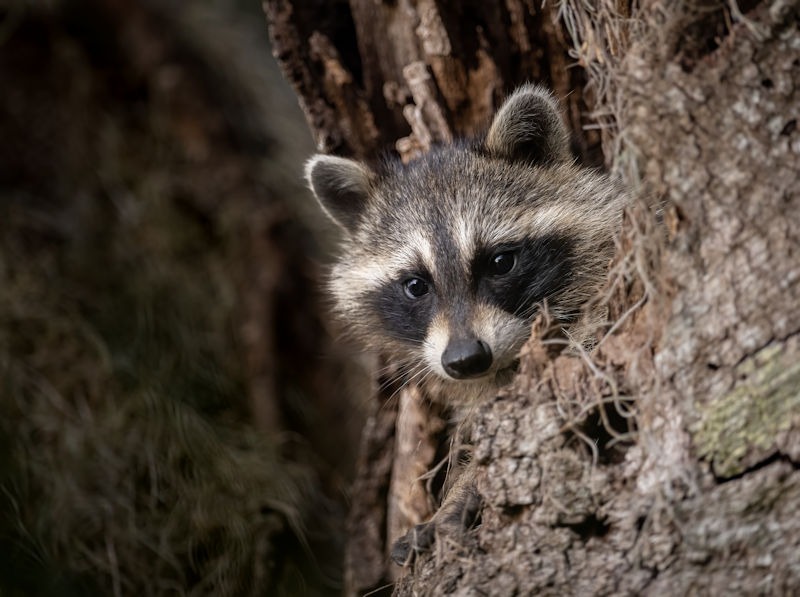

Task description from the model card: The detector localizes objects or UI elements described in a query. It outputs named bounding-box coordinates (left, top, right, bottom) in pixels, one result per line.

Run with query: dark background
left=0, top=1, right=366, bottom=594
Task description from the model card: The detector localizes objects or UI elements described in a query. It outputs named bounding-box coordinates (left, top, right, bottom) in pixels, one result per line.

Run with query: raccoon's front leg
left=391, top=466, right=482, bottom=566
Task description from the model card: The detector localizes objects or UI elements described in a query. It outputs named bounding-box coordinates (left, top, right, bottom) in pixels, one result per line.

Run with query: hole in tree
left=674, top=0, right=764, bottom=72
left=564, top=513, right=610, bottom=540
left=635, top=515, right=646, bottom=533
left=567, top=399, right=636, bottom=465
left=502, top=504, right=526, bottom=519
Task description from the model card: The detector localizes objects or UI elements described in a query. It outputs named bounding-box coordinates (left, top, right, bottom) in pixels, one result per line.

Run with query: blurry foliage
left=0, top=0, right=353, bottom=595
left=0, top=204, right=323, bottom=593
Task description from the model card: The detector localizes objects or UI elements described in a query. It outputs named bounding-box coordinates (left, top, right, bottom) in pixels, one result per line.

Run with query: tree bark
left=266, top=0, right=800, bottom=594
left=264, top=0, right=602, bottom=164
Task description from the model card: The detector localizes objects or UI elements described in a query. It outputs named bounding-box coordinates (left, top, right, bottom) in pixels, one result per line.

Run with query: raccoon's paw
left=390, top=482, right=482, bottom=566
left=390, top=521, right=436, bottom=566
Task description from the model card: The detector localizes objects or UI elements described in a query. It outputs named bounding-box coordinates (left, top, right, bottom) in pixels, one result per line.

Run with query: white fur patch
left=332, top=231, right=436, bottom=298
left=423, top=314, right=450, bottom=377
left=453, top=213, right=476, bottom=264
left=481, top=219, right=526, bottom=248
left=527, top=202, right=582, bottom=235
left=400, top=230, right=437, bottom=278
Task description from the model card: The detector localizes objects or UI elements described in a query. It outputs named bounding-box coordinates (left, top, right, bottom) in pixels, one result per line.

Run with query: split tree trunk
left=266, top=0, right=800, bottom=594
left=264, top=0, right=602, bottom=164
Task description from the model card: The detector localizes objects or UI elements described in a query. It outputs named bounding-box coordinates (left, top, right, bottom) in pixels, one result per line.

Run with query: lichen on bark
left=695, top=337, right=800, bottom=478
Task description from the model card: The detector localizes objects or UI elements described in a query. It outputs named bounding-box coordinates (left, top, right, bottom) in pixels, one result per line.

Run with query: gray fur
left=305, top=86, right=628, bottom=405
left=485, top=84, right=571, bottom=165
left=305, top=154, right=373, bottom=233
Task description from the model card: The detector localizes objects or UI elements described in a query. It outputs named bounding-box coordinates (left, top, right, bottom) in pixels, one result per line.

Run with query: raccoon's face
left=306, top=86, right=625, bottom=399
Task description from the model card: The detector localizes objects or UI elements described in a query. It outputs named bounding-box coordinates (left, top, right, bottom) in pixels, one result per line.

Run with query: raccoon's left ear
left=305, top=154, right=373, bottom=234
left=485, top=85, right=570, bottom=166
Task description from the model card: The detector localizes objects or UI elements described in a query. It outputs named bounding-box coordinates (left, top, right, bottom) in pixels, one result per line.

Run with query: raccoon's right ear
left=305, top=155, right=373, bottom=233
left=485, top=85, right=571, bottom=166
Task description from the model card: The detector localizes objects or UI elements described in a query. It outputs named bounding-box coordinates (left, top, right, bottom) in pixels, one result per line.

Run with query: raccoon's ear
left=485, top=85, right=570, bottom=166
left=305, top=155, right=373, bottom=233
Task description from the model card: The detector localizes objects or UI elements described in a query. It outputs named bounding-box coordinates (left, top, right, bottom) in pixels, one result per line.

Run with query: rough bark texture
left=267, top=0, right=800, bottom=594
left=265, top=0, right=602, bottom=164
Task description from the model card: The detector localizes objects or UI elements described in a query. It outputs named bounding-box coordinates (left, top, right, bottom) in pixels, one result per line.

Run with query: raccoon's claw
left=390, top=484, right=483, bottom=566
left=390, top=522, right=436, bottom=566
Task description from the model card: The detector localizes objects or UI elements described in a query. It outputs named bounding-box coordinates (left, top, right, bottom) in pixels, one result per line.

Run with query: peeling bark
left=265, top=0, right=601, bottom=163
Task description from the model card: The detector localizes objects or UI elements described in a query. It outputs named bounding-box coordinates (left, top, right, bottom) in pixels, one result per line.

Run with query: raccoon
left=305, top=85, right=627, bottom=562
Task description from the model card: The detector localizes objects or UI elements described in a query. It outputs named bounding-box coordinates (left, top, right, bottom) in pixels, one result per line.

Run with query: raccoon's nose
left=441, top=339, right=493, bottom=379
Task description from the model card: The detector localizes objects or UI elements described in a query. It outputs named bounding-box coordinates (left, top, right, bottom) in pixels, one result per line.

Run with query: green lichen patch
left=695, top=342, right=800, bottom=478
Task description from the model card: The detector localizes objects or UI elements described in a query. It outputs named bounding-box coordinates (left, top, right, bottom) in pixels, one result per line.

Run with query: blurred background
left=0, top=0, right=369, bottom=594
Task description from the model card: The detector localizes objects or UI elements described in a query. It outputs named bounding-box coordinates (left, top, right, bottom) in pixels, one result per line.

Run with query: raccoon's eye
left=489, top=251, right=517, bottom=276
left=403, top=277, right=430, bottom=299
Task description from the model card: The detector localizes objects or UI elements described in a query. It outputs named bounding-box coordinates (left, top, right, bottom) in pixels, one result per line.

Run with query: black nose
left=441, top=339, right=493, bottom=379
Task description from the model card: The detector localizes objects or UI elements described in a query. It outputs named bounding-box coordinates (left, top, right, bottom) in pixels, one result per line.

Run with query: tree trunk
left=264, top=0, right=602, bottom=165
left=266, top=0, right=800, bottom=594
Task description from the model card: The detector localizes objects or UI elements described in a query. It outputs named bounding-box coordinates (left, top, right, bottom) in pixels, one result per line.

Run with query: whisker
left=386, top=362, right=431, bottom=403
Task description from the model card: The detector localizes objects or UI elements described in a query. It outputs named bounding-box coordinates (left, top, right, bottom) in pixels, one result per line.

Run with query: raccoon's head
left=306, top=85, right=625, bottom=400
